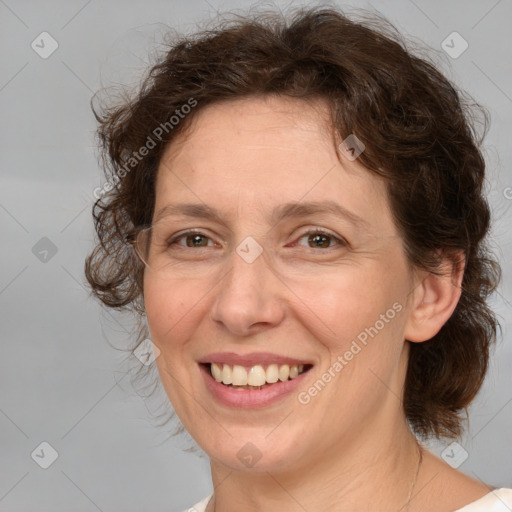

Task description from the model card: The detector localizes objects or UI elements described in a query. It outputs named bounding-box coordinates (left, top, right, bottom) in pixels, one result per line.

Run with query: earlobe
left=404, top=251, right=465, bottom=343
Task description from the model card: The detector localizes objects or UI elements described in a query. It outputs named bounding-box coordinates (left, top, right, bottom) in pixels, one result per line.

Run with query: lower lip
left=199, top=364, right=310, bottom=409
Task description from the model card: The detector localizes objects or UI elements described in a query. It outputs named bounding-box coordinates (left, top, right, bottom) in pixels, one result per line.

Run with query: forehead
left=163, top=95, right=336, bottom=166
left=154, top=95, right=395, bottom=234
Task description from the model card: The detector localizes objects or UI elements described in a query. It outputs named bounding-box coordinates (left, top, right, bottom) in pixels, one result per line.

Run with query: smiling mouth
left=202, top=362, right=313, bottom=390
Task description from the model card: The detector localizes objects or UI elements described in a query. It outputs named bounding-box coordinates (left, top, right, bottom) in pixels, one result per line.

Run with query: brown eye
left=308, top=233, right=331, bottom=248
left=184, top=234, right=209, bottom=247
left=295, top=230, right=346, bottom=250
left=169, top=231, right=214, bottom=248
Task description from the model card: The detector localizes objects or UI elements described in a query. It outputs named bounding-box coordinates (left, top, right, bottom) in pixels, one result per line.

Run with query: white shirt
left=183, top=488, right=512, bottom=512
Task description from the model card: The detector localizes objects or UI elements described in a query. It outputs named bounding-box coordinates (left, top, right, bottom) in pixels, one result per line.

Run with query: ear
left=404, top=250, right=465, bottom=343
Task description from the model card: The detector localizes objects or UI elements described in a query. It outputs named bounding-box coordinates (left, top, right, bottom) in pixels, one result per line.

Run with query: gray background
left=1, top=0, right=511, bottom=510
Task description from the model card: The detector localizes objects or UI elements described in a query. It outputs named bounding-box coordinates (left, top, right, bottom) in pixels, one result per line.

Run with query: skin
left=142, top=95, right=490, bottom=512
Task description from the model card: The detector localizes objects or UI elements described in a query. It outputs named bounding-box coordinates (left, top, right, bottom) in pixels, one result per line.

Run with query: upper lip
left=198, top=352, right=313, bottom=367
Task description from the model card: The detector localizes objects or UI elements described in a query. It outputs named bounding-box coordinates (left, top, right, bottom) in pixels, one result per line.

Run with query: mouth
left=198, top=358, right=314, bottom=408
left=201, top=362, right=313, bottom=390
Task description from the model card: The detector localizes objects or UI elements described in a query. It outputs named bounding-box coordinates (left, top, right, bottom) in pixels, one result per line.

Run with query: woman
left=85, top=6, right=511, bottom=512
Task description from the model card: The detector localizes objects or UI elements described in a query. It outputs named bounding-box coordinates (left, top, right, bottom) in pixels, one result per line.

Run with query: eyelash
left=167, top=229, right=347, bottom=251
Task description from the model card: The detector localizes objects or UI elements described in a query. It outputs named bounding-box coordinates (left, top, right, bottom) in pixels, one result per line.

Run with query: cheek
left=143, top=275, right=204, bottom=347
left=285, top=265, right=404, bottom=350
left=143, top=252, right=410, bottom=355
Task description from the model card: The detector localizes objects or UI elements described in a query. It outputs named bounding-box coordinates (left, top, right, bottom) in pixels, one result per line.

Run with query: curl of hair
left=85, top=6, right=501, bottom=439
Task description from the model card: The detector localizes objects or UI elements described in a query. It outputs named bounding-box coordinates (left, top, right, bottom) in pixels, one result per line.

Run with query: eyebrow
left=153, top=200, right=369, bottom=229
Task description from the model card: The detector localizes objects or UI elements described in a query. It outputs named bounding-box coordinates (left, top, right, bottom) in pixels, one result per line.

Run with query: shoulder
left=180, top=493, right=213, bottom=512
left=454, top=488, right=512, bottom=511
left=412, top=451, right=508, bottom=511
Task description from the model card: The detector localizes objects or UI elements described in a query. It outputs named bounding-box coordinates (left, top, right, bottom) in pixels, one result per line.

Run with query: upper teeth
left=210, top=363, right=305, bottom=386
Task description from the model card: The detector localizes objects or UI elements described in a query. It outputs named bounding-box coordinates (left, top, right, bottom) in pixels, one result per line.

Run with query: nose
left=209, top=246, right=285, bottom=337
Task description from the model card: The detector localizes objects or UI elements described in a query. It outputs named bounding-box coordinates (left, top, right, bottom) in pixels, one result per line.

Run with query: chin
left=192, top=424, right=311, bottom=474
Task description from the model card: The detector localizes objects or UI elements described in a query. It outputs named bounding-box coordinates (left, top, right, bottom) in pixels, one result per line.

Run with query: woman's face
left=143, top=95, right=417, bottom=472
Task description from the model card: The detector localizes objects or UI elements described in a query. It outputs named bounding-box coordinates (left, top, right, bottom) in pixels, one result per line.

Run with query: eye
left=294, top=229, right=346, bottom=249
left=166, top=228, right=347, bottom=251
left=168, top=230, right=216, bottom=248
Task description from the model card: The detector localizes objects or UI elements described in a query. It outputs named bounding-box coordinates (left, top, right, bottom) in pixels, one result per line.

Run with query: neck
left=207, top=419, right=423, bottom=512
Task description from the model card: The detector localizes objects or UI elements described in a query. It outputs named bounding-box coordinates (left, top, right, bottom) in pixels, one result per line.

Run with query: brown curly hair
left=85, top=6, right=501, bottom=439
